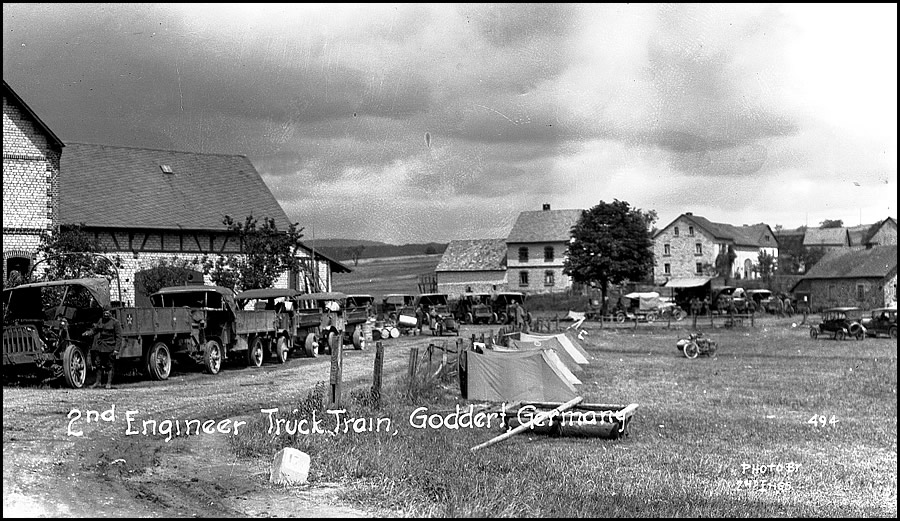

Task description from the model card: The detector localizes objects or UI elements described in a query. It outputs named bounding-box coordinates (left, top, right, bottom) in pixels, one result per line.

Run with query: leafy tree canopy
left=35, top=223, right=118, bottom=282
left=564, top=200, right=657, bottom=313
left=820, top=219, right=844, bottom=229
left=203, top=215, right=305, bottom=291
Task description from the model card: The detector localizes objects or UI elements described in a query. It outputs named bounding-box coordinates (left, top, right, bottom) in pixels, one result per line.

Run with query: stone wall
left=436, top=270, right=507, bottom=297
left=506, top=241, right=572, bottom=293
left=654, top=216, right=719, bottom=283
left=2, top=95, right=61, bottom=278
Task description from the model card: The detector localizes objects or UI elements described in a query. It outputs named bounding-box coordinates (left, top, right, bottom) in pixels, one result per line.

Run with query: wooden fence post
left=328, top=330, right=343, bottom=408
left=372, top=340, right=384, bottom=407
left=407, top=347, right=419, bottom=381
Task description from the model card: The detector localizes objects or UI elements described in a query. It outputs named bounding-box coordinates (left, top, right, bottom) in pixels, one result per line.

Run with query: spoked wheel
left=248, top=336, right=265, bottom=368
left=890, top=327, right=897, bottom=340
left=63, top=344, right=87, bottom=389
left=616, top=312, right=626, bottom=324
left=646, top=312, right=657, bottom=324
left=835, top=330, right=845, bottom=341
left=204, top=340, right=223, bottom=375
left=675, top=310, right=686, bottom=321
left=146, top=341, right=172, bottom=380
left=304, top=333, right=318, bottom=358
left=466, top=312, right=474, bottom=325
left=275, top=336, right=289, bottom=363
left=809, top=328, right=819, bottom=339
left=683, top=342, right=700, bottom=359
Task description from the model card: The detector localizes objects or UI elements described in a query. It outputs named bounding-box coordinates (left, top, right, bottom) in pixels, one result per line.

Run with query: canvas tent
left=508, top=337, right=584, bottom=373
left=466, top=348, right=580, bottom=403
left=517, top=332, right=590, bottom=364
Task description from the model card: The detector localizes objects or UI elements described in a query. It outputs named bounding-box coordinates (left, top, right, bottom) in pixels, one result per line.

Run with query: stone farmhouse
left=505, top=204, right=583, bottom=294
left=653, top=212, right=779, bottom=284
left=2, top=81, right=349, bottom=304
left=791, top=245, right=897, bottom=311
left=435, top=238, right=507, bottom=297
left=2, top=80, right=63, bottom=280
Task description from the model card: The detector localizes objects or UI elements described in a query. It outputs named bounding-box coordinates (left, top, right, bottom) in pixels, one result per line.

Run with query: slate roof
left=507, top=209, right=583, bottom=244
left=803, top=227, right=850, bottom=247
left=658, top=214, right=778, bottom=248
left=436, top=239, right=507, bottom=272
left=60, top=142, right=292, bottom=231
left=799, top=245, right=897, bottom=280
left=2, top=80, right=64, bottom=150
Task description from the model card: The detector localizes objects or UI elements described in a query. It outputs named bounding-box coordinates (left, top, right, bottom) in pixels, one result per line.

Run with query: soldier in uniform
left=83, top=309, right=122, bottom=389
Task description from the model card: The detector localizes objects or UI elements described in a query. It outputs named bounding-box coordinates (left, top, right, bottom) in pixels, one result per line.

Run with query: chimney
left=542, top=203, right=551, bottom=211
left=685, top=212, right=692, bottom=216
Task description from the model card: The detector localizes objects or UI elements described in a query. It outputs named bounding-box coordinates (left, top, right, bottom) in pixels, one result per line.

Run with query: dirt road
left=3, top=333, right=452, bottom=517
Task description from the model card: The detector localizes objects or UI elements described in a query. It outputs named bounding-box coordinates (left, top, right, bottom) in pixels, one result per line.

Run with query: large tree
left=820, top=219, right=843, bottom=229
left=203, top=215, right=305, bottom=291
left=563, top=200, right=657, bottom=314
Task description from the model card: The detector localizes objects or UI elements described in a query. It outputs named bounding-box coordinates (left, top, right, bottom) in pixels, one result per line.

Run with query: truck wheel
left=275, top=336, right=289, bottom=363
left=63, top=344, right=87, bottom=389
left=809, top=328, right=818, bottom=339
left=304, top=333, right=318, bottom=358
left=616, top=312, right=626, bottom=324
left=491, top=313, right=498, bottom=324
left=352, top=327, right=365, bottom=350
left=204, top=340, right=223, bottom=374
left=248, top=337, right=265, bottom=368
left=146, top=341, right=172, bottom=380
left=891, top=327, right=897, bottom=340
left=499, top=312, right=508, bottom=325
left=466, top=312, right=474, bottom=324
left=675, top=309, right=686, bottom=321
left=646, top=312, right=657, bottom=323
left=835, top=330, right=845, bottom=341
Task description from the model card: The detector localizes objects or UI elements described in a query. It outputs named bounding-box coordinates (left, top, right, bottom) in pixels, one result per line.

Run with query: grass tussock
left=231, top=316, right=897, bottom=517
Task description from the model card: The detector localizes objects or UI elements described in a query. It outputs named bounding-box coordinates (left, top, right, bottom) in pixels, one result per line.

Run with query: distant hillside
left=305, top=239, right=447, bottom=261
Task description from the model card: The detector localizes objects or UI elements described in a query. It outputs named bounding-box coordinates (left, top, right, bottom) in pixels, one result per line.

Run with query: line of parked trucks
left=2, top=276, right=532, bottom=389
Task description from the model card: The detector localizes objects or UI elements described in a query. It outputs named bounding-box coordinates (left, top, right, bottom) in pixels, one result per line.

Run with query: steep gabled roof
left=657, top=214, right=778, bottom=248
left=436, top=239, right=507, bottom=272
left=2, top=80, right=64, bottom=150
left=803, top=227, right=850, bottom=247
left=60, top=142, right=291, bottom=231
left=507, top=209, right=583, bottom=243
left=861, top=217, right=897, bottom=246
left=799, top=245, right=897, bottom=280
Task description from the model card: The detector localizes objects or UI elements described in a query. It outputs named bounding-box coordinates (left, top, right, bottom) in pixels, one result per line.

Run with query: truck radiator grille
left=2, top=325, right=43, bottom=355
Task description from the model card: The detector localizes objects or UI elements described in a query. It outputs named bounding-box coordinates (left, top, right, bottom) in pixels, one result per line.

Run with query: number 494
left=807, top=414, right=839, bottom=427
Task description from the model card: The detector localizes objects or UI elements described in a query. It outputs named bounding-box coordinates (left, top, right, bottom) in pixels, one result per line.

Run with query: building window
left=519, top=271, right=529, bottom=287
left=674, top=227, right=680, bottom=237
left=544, top=271, right=555, bottom=286
left=664, top=263, right=671, bottom=275
left=664, top=244, right=671, bottom=256
left=518, top=247, right=529, bottom=263
left=695, top=243, right=702, bottom=255
left=689, top=226, right=694, bottom=236
left=857, top=284, right=865, bottom=301
left=764, top=234, right=770, bottom=242
left=828, top=285, right=835, bottom=300
left=695, top=262, right=703, bottom=275
left=544, top=246, right=554, bottom=262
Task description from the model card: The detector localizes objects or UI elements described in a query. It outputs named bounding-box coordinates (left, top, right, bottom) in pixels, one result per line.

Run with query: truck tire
left=491, top=313, right=498, bottom=324
left=304, top=333, right=318, bottom=358
left=275, top=336, right=289, bottom=363
left=466, top=312, right=474, bottom=324
left=248, top=337, right=265, bottom=368
left=891, top=327, right=897, bottom=340
left=352, top=327, right=365, bottom=350
left=146, top=341, right=172, bottom=380
left=63, top=344, right=87, bottom=389
left=204, top=340, right=223, bottom=374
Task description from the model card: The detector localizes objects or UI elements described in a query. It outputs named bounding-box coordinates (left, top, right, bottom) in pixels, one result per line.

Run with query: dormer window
left=160, top=164, right=174, bottom=174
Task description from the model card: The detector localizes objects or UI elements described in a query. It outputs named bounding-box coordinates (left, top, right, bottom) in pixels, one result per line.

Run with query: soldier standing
left=84, top=309, right=122, bottom=389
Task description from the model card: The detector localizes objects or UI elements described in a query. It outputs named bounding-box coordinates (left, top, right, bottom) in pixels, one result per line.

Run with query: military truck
left=149, top=285, right=281, bottom=374
left=3, top=278, right=193, bottom=388
left=454, top=292, right=493, bottom=324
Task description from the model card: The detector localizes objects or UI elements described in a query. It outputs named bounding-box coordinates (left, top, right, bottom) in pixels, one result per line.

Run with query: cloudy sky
left=4, top=3, right=896, bottom=243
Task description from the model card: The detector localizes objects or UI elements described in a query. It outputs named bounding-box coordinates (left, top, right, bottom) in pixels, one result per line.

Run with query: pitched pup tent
left=466, top=348, right=580, bottom=403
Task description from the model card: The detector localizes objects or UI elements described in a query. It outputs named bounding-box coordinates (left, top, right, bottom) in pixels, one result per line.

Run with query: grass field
left=331, top=254, right=442, bottom=299
left=232, top=315, right=897, bottom=517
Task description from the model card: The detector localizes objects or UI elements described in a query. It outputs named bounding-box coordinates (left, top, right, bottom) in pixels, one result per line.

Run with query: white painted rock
left=270, top=448, right=310, bottom=485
